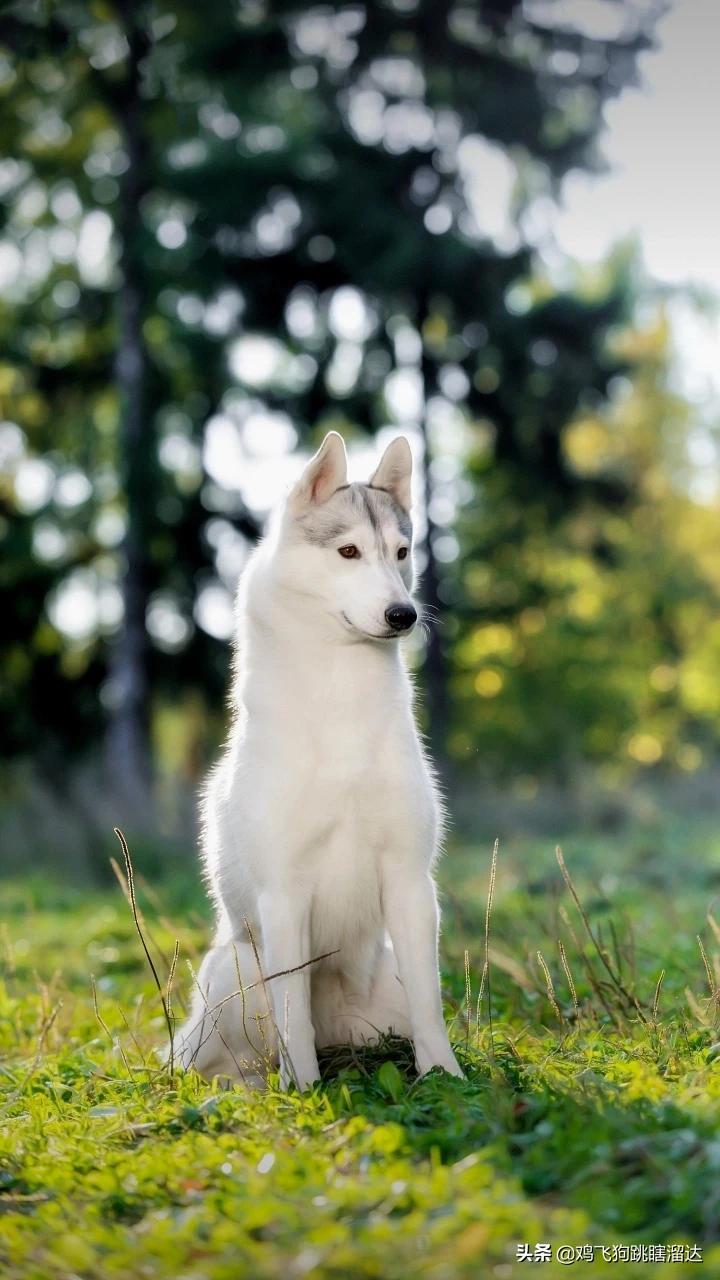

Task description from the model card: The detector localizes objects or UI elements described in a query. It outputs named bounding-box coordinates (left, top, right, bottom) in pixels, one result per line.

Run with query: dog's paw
left=416, top=1043, right=465, bottom=1080
left=279, top=1062, right=321, bottom=1092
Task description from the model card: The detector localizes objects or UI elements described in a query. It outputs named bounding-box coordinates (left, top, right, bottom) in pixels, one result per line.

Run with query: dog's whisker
left=418, top=615, right=444, bottom=634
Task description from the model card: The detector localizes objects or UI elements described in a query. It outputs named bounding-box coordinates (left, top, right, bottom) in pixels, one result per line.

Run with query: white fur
left=176, top=433, right=462, bottom=1089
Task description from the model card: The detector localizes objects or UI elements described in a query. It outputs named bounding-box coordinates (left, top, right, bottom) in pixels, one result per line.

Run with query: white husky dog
left=176, top=431, right=463, bottom=1089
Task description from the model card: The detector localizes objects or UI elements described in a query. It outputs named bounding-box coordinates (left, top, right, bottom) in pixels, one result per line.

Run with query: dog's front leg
left=383, top=871, right=464, bottom=1079
left=257, top=892, right=320, bottom=1090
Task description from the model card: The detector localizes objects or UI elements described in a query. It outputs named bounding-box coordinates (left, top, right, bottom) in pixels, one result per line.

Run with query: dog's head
left=278, top=432, right=417, bottom=642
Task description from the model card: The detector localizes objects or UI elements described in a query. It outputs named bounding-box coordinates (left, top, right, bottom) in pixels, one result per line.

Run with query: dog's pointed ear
left=369, top=437, right=413, bottom=512
left=290, top=432, right=347, bottom=511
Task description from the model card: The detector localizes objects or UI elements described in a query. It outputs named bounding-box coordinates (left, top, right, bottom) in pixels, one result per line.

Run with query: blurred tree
left=158, top=0, right=659, bottom=762
left=0, top=0, right=262, bottom=809
left=451, top=295, right=720, bottom=779
left=2, top=0, right=687, bottom=826
left=105, top=0, right=154, bottom=809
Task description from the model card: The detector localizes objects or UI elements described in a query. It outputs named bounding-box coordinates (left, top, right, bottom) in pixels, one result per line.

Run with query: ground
left=1, top=812, right=720, bottom=1279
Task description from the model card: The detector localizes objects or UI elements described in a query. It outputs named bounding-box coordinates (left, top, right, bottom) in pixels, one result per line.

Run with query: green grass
left=2, top=816, right=720, bottom=1278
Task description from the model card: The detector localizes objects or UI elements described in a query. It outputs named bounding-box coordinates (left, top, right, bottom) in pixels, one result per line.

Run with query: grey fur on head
left=297, top=482, right=412, bottom=553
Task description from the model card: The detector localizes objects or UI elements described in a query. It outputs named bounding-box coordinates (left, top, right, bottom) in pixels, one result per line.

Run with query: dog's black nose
left=385, top=603, right=417, bottom=633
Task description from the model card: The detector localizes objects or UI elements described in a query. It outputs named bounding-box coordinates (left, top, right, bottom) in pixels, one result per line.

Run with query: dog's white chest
left=309, top=850, right=382, bottom=957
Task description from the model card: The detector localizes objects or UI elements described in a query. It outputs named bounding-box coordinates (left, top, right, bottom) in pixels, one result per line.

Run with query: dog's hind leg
left=174, top=942, right=277, bottom=1087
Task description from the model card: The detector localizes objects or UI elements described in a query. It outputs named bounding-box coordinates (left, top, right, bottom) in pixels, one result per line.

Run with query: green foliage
left=2, top=821, right=720, bottom=1277
left=448, top=306, right=720, bottom=778
left=1, top=0, right=680, bottom=788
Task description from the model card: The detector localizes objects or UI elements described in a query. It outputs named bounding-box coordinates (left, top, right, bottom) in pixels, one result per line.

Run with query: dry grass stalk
left=537, top=950, right=564, bottom=1023
left=558, top=939, right=580, bottom=1017
left=483, top=839, right=499, bottom=1057
left=555, top=845, right=646, bottom=1024
left=114, top=828, right=177, bottom=1073
left=652, top=969, right=665, bottom=1024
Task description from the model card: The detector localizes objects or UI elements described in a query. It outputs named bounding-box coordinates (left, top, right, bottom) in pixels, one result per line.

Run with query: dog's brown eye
left=397, top=547, right=408, bottom=561
left=338, top=544, right=360, bottom=559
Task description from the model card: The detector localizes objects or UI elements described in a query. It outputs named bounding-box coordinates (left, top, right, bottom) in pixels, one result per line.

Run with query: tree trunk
left=418, top=337, right=450, bottom=769
left=104, top=6, right=154, bottom=821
